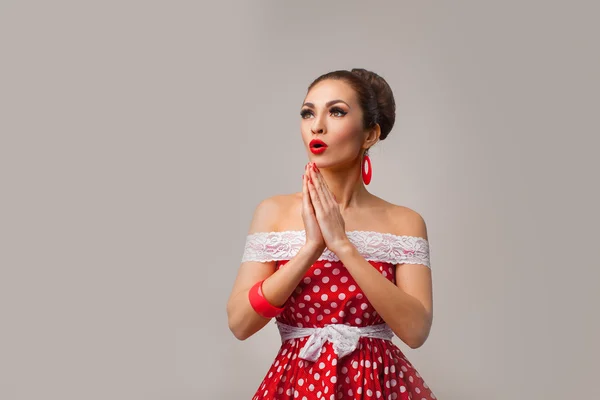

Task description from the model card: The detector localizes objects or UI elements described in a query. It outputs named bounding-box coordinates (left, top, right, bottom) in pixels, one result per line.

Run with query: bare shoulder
left=382, top=200, right=428, bottom=240
left=247, top=193, right=300, bottom=233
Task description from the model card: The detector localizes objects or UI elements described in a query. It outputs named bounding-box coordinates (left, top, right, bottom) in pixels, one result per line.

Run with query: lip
left=309, top=139, right=328, bottom=154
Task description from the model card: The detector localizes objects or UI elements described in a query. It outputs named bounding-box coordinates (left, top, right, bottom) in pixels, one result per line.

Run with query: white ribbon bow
left=276, top=321, right=394, bottom=363
left=300, top=324, right=361, bottom=362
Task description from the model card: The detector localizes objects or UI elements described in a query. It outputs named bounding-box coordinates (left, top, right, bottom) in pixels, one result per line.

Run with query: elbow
left=394, top=328, right=426, bottom=349
left=229, top=322, right=260, bottom=341
left=228, top=317, right=252, bottom=341
left=229, top=324, right=250, bottom=341
left=227, top=309, right=254, bottom=341
left=227, top=305, right=249, bottom=341
left=227, top=295, right=265, bottom=341
left=406, top=336, right=426, bottom=349
left=404, top=330, right=429, bottom=349
left=403, top=317, right=432, bottom=349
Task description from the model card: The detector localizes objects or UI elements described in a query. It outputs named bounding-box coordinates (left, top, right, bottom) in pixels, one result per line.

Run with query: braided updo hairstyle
left=306, top=68, right=396, bottom=142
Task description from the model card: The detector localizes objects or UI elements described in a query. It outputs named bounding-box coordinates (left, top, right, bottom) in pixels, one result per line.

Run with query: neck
left=317, top=161, right=370, bottom=212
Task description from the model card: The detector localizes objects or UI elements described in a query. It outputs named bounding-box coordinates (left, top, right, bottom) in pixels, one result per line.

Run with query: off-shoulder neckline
left=247, top=229, right=428, bottom=243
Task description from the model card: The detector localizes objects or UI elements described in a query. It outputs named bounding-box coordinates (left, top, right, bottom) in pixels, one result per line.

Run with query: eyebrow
left=301, top=99, right=351, bottom=109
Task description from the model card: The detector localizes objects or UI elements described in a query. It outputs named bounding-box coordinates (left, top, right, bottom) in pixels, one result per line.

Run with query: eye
left=330, top=107, right=347, bottom=117
left=300, top=109, right=313, bottom=119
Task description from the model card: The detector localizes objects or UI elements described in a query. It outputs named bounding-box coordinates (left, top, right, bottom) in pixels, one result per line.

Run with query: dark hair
left=307, top=68, right=396, bottom=141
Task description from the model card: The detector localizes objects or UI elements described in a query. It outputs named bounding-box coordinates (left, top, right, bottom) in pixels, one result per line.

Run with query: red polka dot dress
left=242, top=230, right=436, bottom=400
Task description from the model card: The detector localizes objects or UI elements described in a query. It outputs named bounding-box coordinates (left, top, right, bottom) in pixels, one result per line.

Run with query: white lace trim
left=241, top=230, right=430, bottom=267
left=276, top=321, right=394, bottom=362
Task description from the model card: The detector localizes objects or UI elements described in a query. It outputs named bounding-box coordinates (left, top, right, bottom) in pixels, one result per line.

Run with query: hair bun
left=350, top=68, right=396, bottom=140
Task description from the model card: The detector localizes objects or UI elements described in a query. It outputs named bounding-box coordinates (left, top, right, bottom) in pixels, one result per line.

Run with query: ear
left=362, top=124, right=381, bottom=150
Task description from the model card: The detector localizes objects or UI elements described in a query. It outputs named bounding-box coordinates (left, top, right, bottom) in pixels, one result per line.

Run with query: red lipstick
left=309, top=139, right=328, bottom=154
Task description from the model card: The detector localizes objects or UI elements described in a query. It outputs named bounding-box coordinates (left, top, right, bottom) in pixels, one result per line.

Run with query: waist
left=276, top=321, right=394, bottom=362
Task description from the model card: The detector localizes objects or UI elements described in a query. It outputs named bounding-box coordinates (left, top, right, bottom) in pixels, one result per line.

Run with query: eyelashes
left=300, top=107, right=348, bottom=119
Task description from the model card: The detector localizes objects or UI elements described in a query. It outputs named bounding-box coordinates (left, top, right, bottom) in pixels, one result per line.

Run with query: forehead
left=304, top=79, right=358, bottom=106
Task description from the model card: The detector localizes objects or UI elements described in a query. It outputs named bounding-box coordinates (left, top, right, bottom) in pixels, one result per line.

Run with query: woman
left=227, top=68, right=436, bottom=400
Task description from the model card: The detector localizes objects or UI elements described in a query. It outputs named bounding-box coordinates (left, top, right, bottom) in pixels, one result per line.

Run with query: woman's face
left=300, top=79, right=366, bottom=168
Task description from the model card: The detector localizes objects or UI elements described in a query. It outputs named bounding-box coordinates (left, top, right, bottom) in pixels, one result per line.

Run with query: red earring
left=362, top=150, right=372, bottom=185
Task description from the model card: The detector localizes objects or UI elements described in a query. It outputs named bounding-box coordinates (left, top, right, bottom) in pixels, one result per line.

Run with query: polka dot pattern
left=251, top=259, right=436, bottom=400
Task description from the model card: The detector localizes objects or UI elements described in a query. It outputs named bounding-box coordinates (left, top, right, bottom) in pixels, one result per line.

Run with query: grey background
left=1, top=1, right=599, bottom=399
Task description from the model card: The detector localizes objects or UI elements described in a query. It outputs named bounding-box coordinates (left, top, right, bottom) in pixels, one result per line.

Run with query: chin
left=313, top=160, right=334, bottom=169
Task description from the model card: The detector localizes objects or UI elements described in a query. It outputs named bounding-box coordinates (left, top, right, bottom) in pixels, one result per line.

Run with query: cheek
left=332, top=119, right=363, bottom=144
left=300, top=123, right=312, bottom=142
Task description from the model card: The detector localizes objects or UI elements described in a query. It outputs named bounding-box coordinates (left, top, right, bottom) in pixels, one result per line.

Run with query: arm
left=335, top=210, right=433, bottom=349
left=226, top=196, right=322, bottom=341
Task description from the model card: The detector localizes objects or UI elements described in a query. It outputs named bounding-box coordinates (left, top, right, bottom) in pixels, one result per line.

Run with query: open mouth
left=309, top=139, right=328, bottom=154
left=310, top=139, right=328, bottom=150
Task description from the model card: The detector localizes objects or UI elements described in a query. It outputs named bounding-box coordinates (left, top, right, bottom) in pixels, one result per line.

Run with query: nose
left=311, top=116, right=326, bottom=135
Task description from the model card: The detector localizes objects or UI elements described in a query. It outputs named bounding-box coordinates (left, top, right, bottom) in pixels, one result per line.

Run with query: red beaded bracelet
left=248, top=279, right=285, bottom=318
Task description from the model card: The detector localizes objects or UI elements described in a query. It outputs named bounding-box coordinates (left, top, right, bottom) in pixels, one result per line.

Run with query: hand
left=302, top=164, right=326, bottom=257
left=306, top=162, right=351, bottom=254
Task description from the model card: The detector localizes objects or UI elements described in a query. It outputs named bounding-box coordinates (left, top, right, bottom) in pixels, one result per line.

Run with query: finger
left=313, top=166, right=337, bottom=206
left=302, top=172, right=315, bottom=214
left=309, top=165, right=334, bottom=208
left=307, top=172, right=324, bottom=216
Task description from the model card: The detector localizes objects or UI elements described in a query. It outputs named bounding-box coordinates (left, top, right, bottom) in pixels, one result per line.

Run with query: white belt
left=276, top=321, right=394, bottom=362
